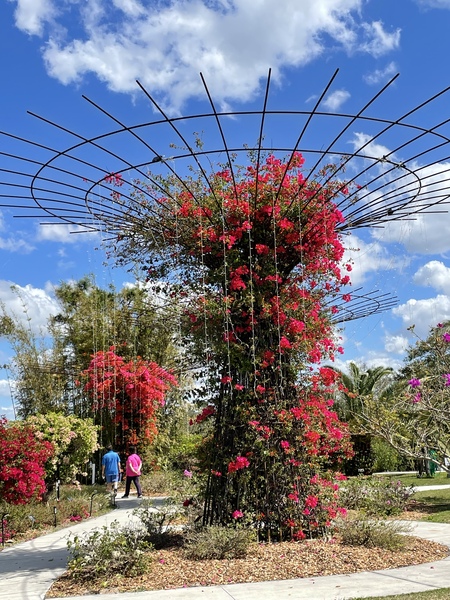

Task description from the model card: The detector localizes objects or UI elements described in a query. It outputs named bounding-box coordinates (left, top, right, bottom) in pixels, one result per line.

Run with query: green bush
left=371, top=438, right=401, bottom=473
left=133, top=498, right=183, bottom=548
left=336, top=515, right=411, bottom=550
left=339, top=476, right=414, bottom=516
left=183, top=525, right=255, bottom=560
left=67, top=521, right=152, bottom=581
left=140, top=470, right=183, bottom=495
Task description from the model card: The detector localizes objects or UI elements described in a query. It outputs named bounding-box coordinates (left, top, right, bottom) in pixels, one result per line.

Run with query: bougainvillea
left=108, top=152, right=354, bottom=539
left=0, top=417, right=54, bottom=505
left=80, top=347, right=177, bottom=446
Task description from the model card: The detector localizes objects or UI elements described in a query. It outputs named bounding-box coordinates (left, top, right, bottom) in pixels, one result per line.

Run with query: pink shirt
left=126, top=453, right=142, bottom=477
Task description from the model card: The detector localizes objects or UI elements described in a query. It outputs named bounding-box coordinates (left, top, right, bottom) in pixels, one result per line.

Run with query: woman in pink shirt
left=121, top=446, right=143, bottom=498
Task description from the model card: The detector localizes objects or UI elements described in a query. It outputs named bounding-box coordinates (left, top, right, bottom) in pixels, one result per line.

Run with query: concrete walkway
left=2, top=489, right=450, bottom=600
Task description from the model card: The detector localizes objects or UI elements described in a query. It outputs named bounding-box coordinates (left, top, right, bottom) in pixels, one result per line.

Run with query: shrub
left=183, top=525, right=255, bottom=560
left=0, top=417, right=54, bottom=504
left=140, top=470, right=183, bottom=495
left=0, top=484, right=110, bottom=541
left=67, top=521, right=151, bottom=581
left=133, top=498, right=183, bottom=548
left=339, top=476, right=414, bottom=516
left=371, top=438, right=401, bottom=473
left=336, top=515, right=411, bottom=550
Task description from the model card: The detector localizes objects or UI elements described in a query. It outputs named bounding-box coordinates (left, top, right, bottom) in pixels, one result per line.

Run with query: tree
left=0, top=278, right=187, bottom=421
left=356, top=322, right=450, bottom=472
left=0, top=417, right=54, bottom=504
left=330, top=362, right=394, bottom=428
left=328, top=362, right=395, bottom=474
left=80, top=347, right=177, bottom=448
left=0, top=293, right=68, bottom=418
left=105, top=152, right=354, bottom=539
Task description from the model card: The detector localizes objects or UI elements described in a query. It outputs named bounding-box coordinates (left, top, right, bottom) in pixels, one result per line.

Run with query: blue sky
left=2, top=0, right=450, bottom=419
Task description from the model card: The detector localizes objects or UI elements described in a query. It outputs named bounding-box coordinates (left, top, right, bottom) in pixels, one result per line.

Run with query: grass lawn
left=355, top=590, right=450, bottom=600
left=383, top=472, right=450, bottom=488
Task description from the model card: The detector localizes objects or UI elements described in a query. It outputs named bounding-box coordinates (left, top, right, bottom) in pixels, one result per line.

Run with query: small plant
left=133, top=498, right=183, bottom=548
left=183, top=525, right=255, bottom=560
left=67, top=521, right=152, bottom=581
left=339, top=476, right=414, bottom=516
left=336, top=515, right=411, bottom=550
left=0, top=517, right=15, bottom=544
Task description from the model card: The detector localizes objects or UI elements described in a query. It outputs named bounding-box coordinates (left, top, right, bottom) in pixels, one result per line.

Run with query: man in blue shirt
left=101, top=445, right=122, bottom=493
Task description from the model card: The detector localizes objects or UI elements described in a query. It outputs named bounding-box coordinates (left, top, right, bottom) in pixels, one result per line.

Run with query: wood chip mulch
left=47, top=534, right=449, bottom=597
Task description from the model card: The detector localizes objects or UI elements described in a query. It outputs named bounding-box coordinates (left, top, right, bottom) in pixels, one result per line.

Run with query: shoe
left=121, top=495, right=129, bottom=498
left=137, top=495, right=142, bottom=498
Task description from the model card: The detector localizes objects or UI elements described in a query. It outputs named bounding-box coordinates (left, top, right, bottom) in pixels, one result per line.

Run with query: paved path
left=2, top=488, right=450, bottom=600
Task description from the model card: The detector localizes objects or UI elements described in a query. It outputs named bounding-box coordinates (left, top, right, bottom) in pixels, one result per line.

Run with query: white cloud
left=363, top=61, right=398, bottom=85
left=415, top=0, right=450, bottom=8
left=323, top=89, right=350, bottom=112
left=373, top=206, right=450, bottom=255
left=393, top=294, right=450, bottom=339
left=0, top=236, right=34, bottom=253
left=413, top=260, right=450, bottom=294
left=111, top=0, right=145, bottom=17
left=384, top=333, right=409, bottom=354
left=0, top=281, right=59, bottom=333
left=36, top=223, right=99, bottom=243
left=365, top=158, right=450, bottom=255
left=351, top=131, right=394, bottom=162
left=8, top=0, right=403, bottom=112
left=11, top=0, right=57, bottom=36
left=360, top=21, right=401, bottom=58
left=342, top=232, right=401, bottom=286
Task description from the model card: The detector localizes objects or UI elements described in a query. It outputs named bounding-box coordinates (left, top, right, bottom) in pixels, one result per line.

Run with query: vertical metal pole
left=1, top=513, right=9, bottom=547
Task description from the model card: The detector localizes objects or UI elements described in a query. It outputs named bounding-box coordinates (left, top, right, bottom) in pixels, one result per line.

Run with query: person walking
left=122, top=446, right=143, bottom=498
left=101, top=444, right=122, bottom=493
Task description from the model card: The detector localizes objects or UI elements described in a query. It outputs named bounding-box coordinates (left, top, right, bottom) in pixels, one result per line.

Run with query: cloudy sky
left=1, top=0, right=450, bottom=418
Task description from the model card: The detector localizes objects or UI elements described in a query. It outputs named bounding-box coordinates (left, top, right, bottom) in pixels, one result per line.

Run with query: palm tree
left=330, top=362, right=395, bottom=430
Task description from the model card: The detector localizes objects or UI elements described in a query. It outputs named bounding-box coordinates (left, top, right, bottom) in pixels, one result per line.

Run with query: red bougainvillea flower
left=228, top=456, right=250, bottom=473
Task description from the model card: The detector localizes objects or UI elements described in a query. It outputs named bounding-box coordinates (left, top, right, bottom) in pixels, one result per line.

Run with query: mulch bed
left=47, top=533, right=449, bottom=597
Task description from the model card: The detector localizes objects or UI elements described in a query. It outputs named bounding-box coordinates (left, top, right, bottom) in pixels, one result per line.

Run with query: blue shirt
left=102, top=450, right=120, bottom=476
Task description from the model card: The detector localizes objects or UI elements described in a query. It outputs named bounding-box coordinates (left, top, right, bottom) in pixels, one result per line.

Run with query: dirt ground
left=47, top=529, right=448, bottom=597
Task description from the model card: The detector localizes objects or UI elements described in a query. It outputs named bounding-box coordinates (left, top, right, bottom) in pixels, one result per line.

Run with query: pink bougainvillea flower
left=232, top=510, right=244, bottom=519
left=183, top=470, right=193, bottom=478
left=412, top=393, right=421, bottom=403
left=280, top=440, right=290, bottom=450
left=444, top=374, right=450, bottom=387
left=443, top=332, right=450, bottom=342
left=408, top=378, right=421, bottom=388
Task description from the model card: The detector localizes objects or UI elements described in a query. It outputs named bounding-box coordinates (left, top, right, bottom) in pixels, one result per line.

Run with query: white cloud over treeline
left=10, top=0, right=401, bottom=111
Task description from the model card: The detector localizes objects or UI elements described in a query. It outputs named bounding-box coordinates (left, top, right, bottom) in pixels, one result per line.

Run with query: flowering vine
left=108, top=151, right=355, bottom=539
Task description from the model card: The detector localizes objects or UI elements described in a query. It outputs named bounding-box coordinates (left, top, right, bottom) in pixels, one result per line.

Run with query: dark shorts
left=105, top=474, right=119, bottom=483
